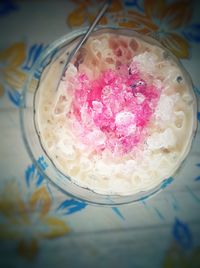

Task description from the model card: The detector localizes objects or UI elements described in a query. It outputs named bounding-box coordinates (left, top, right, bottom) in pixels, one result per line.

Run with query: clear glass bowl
left=20, top=26, right=197, bottom=205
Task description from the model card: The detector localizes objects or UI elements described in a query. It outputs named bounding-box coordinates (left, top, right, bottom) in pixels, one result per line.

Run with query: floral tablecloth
left=0, top=1, right=200, bottom=267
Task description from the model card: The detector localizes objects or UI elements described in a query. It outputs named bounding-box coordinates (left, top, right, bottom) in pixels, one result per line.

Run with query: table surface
left=0, top=1, right=200, bottom=267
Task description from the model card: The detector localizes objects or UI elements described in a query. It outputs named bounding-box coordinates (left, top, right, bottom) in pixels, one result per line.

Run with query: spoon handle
left=61, top=0, right=111, bottom=77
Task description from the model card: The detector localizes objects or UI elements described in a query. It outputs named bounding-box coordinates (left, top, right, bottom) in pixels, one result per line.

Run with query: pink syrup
left=66, top=64, right=161, bottom=155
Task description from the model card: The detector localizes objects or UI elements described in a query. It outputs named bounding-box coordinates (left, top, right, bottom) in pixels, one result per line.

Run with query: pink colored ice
left=66, top=64, right=161, bottom=155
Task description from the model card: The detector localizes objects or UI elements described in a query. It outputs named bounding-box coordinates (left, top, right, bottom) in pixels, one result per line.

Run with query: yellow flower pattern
left=163, top=242, right=200, bottom=268
left=67, top=0, right=193, bottom=59
left=0, top=42, right=27, bottom=98
left=0, top=182, right=70, bottom=259
left=0, top=0, right=197, bottom=102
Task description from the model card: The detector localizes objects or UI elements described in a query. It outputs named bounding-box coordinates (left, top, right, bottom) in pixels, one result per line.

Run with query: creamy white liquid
left=35, top=31, right=197, bottom=195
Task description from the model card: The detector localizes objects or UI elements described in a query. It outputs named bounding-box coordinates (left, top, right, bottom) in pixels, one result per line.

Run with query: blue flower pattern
left=57, top=199, right=87, bottom=215
left=0, top=0, right=18, bottom=16
left=182, top=24, right=200, bottom=42
left=25, top=156, right=47, bottom=187
left=22, top=44, right=45, bottom=72
left=173, top=218, right=193, bottom=250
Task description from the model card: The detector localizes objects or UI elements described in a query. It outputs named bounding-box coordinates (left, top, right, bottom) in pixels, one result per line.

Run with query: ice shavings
left=155, top=93, right=181, bottom=123
left=147, top=128, right=176, bottom=150
left=66, top=63, right=161, bottom=155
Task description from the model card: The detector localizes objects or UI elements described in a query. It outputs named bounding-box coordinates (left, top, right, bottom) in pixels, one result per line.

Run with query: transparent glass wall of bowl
left=20, top=27, right=197, bottom=205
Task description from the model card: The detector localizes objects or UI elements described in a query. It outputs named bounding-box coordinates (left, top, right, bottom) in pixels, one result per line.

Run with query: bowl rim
left=19, top=25, right=197, bottom=206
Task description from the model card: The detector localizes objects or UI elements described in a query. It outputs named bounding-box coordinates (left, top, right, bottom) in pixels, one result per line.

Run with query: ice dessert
left=35, top=29, right=197, bottom=196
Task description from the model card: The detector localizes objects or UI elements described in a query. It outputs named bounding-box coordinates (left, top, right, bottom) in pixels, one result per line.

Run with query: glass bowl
left=20, top=26, right=197, bottom=206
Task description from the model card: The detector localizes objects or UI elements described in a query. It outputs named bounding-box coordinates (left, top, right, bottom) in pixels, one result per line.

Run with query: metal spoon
left=59, top=0, right=111, bottom=82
